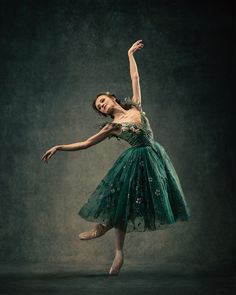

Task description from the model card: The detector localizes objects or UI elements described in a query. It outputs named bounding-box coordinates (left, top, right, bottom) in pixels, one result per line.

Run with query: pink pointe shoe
left=109, top=252, right=124, bottom=276
left=79, top=224, right=112, bottom=240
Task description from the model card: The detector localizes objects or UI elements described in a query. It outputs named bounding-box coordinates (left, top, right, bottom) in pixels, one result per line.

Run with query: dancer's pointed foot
left=79, top=224, right=112, bottom=240
left=109, top=250, right=124, bottom=276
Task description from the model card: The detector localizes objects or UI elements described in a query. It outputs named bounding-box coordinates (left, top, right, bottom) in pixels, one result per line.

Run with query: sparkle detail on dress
left=78, top=107, right=191, bottom=233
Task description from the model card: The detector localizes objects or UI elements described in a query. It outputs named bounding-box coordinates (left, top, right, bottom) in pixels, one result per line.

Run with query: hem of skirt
left=78, top=212, right=190, bottom=233
left=126, top=218, right=190, bottom=233
left=78, top=212, right=115, bottom=228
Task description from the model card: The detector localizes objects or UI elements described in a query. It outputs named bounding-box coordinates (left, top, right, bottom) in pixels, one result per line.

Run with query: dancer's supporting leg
left=109, top=227, right=126, bottom=275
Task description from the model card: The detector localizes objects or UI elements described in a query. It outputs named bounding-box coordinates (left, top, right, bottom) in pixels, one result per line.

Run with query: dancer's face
left=95, top=95, right=115, bottom=114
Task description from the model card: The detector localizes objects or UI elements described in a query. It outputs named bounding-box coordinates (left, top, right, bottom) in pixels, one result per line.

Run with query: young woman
left=41, top=40, right=191, bottom=276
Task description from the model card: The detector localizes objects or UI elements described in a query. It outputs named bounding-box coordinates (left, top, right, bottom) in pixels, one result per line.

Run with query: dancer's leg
left=114, top=227, right=126, bottom=251
left=109, top=227, right=126, bottom=275
left=79, top=223, right=112, bottom=240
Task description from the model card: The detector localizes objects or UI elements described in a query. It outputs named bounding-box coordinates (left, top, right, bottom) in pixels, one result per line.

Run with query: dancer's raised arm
left=41, top=123, right=119, bottom=163
left=128, top=40, right=144, bottom=106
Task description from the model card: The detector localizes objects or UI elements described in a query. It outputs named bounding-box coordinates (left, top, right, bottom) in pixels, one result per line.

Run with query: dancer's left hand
left=128, top=40, right=144, bottom=55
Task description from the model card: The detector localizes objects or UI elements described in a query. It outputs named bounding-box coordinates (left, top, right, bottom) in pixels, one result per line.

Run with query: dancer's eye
left=97, top=98, right=104, bottom=110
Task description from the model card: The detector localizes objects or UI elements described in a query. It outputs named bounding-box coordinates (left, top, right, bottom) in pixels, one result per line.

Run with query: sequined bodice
left=110, top=111, right=155, bottom=147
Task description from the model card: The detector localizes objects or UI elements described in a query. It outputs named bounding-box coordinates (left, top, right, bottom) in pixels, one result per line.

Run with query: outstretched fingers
left=41, top=151, right=51, bottom=163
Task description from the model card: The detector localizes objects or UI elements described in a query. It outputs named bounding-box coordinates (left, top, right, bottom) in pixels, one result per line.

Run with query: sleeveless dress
left=78, top=107, right=191, bottom=233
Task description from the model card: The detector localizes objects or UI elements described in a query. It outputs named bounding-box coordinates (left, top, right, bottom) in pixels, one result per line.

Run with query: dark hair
left=92, top=92, right=140, bottom=119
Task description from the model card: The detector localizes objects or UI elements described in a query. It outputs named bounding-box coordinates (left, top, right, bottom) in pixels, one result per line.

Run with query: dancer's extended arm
left=128, top=40, right=144, bottom=106
left=41, top=123, right=119, bottom=163
left=57, top=124, right=117, bottom=150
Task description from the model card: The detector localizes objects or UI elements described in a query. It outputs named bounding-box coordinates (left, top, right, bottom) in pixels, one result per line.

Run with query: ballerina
left=41, top=40, right=191, bottom=276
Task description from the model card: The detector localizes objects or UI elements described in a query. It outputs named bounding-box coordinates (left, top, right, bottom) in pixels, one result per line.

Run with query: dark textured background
left=0, top=0, right=234, bottom=274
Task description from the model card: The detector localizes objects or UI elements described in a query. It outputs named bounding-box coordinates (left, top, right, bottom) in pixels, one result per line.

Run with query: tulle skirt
left=78, top=141, right=191, bottom=233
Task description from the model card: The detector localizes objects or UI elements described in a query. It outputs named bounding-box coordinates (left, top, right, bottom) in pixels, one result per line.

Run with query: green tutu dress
left=78, top=107, right=191, bottom=233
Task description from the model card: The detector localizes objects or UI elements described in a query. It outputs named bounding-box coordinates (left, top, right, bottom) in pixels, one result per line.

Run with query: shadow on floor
left=0, top=264, right=235, bottom=295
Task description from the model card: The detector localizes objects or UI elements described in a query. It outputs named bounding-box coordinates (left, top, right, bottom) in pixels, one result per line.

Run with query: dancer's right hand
left=41, top=146, right=58, bottom=164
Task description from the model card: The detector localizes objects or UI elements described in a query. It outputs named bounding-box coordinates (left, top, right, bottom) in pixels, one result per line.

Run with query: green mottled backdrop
left=0, top=0, right=234, bottom=273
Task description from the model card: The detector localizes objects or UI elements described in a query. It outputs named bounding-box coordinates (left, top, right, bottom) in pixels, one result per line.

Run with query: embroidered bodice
left=108, top=111, right=156, bottom=147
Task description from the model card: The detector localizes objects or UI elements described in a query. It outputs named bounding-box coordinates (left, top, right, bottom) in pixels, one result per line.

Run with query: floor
left=0, top=262, right=235, bottom=295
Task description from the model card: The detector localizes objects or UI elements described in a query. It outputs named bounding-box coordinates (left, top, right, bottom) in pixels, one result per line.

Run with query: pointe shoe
left=79, top=224, right=112, bottom=240
left=109, top=253, right=124, bottom=276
